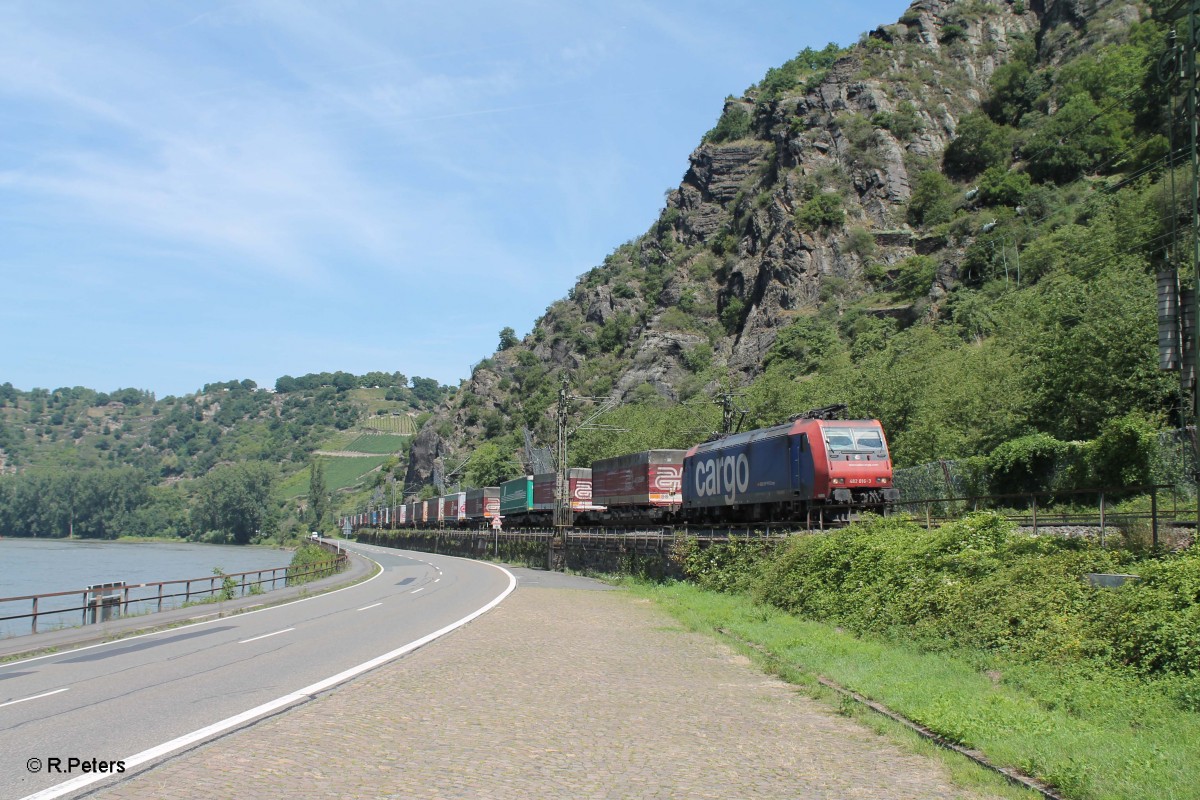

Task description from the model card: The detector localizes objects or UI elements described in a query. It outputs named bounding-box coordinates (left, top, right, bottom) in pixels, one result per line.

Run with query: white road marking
left=237, top=628, right=295, bottom=644
left=357, top=602, right=383, bottom=611
left=433, top=578, right=440, bottom=583
left=410, top=587, right=426, bottom=594
left=19, top=559, right=517, bottom=800
left=0, top=687, right=69, bottom=709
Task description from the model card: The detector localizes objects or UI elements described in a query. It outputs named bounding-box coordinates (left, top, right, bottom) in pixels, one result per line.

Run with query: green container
left=499, top=476, right=533, bottom=515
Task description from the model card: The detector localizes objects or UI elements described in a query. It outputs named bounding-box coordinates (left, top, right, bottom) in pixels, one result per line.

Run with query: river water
left=0, top=538, right=293, bottom=640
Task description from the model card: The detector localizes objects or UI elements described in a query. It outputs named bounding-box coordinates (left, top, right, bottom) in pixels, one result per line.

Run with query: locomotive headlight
left=876, top=477, right=889, bottom=484
left=831, top=477, right=845, bottom=485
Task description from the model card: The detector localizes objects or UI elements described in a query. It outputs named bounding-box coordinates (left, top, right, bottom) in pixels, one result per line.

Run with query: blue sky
left=2, top=0, right=911, bottom=398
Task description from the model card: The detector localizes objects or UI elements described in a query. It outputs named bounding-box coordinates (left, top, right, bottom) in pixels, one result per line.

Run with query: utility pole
left=1187, top=1, right=1200, bottom=533
left=1157, top=3, right=1200, bottom=532
left=555, top=378, right=570, bottom=530
left=712, top=386, right=746, bottom=435
left=553, top=376, right=623, bottom=530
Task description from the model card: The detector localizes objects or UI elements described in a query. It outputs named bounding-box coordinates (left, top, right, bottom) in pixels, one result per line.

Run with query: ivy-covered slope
left=403, top=0, right=1180, bottom=493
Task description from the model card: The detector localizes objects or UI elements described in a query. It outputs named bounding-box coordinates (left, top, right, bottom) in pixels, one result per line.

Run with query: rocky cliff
left=405, top=0, right=1142, bottom=492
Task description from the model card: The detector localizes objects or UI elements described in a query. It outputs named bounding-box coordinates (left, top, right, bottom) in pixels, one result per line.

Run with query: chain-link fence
left=895, top=428, right=1200, bottom=508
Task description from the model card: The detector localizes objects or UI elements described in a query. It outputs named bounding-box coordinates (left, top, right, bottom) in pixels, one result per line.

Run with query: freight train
left=343, top=406, right=899, bottom=530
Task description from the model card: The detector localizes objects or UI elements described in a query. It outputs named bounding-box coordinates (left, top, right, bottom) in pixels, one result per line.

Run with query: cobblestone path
left=96, top=580, right=1001, bottom=799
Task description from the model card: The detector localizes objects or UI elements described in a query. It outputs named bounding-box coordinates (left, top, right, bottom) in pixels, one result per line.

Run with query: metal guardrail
left=0, top=549, right=347, bottom=636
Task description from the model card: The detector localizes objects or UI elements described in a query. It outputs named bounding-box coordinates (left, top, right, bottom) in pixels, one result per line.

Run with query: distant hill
left=0, top=372, right=452, bottom=541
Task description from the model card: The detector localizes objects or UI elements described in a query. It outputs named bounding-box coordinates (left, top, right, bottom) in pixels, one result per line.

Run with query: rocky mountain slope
left=405, top=0, right=1172, bottom=493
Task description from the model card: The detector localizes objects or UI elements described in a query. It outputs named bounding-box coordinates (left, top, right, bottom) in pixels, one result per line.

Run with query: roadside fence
left=0, top=547, right=347, bottom=638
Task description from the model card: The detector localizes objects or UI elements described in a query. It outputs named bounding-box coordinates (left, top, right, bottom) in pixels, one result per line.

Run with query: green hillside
left=278, top=456, right=395, bottom=500
left=0, top=371, right=449, bottom=543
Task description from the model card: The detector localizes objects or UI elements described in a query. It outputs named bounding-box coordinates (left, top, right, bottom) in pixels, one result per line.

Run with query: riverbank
left=0, top=543, right=374, bottom=662
left=0, top=538, right=300, bottom=640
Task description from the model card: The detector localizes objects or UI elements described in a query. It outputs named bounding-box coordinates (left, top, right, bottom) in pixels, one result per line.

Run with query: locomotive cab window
left=825, top=432, right=854, bottom=450
left=823, top=427, right=887, bottom=456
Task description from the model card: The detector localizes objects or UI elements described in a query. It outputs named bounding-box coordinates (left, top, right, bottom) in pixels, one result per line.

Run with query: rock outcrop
left=402, top=0, right=1115, bottom=492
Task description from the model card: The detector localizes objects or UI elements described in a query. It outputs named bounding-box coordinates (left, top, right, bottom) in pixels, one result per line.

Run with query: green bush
left=795, top=192, right=844, bottom=230
left=943, top=112, right=1014, bottom=178
left=681, top=342, right=713, bottom=373
left=1086, top=550, right=1200, bottom=676
left=985, top=433, right=1075, bottom=497
left=286, top=543, right=339, bottom=586
left=871, top=101, right=924, bottom=140
left=751, top=514, right=1122, bottom=660
left=939, top=23, right=966, bottom=44
left=1023, top=94, right=1126, bottom=184
left=976, top=165, right=1031, bottom=206
left=844, top=226, right=876, bottom=256
left=756, top=43, right=846, bottom=100
left=893, top=255, right=938, bottom=299
left=1086, top=411, right=1163, bottom=490
left=906, top=171, right=956, bottom=226
left=720, top=296, right=745, bottom=333
left=677, top=537, right=772, bottom=594
left=705, top=103, right=752, bottom=143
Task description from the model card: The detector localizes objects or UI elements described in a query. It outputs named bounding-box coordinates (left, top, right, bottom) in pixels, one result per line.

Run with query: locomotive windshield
left=823, top=426, right=887, bottom=455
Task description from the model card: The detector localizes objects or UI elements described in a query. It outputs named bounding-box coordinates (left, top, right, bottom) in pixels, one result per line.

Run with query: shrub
left=756, top=42, right=846, bottom=100
left=705, top=103, right=752, bottom=143
left=872, top=102, right=924, bottom=141
left=845, top=226, right=876, bottom=256
left=681, top=342, right=713, bottom=373
left=1023, top=94, right=1126, bottom=184
left=944, top=112, right=1014, bottom=178
left=678, top=537, right=773, bottom=594
left=907, top=171, right=956, bottom=226
left=893, top=255, right=938, bottom=299
left=977, top=165, right=1032, bottom=206
left=1086, top=411, right=1163, bottom=490
left=720, top=296, right=745, bottom=333
left=796, top=192, right=845, bottom=230
left=751, top=513, right=1121, bottom=659
left=286, top=544, right=338, bottom=586
left=939, top=23, right=966, bottom=44
left=986, top=433, right=1077, bottom=497
left=1086, top=550, right=1200, bottom=676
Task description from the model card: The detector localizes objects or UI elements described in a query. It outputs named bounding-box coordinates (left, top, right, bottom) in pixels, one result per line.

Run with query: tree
left=307, top=458, right=329, bottom=531
left=465, top=442, right=519, bottom=487
left=944, top=112, right=1014, bottom=178
left=498, top=327, right=519, bottom=350
left=410, top=377, right=441, bottom=404
left=1023, top=94, right=1127, bottom=184
left=906, top=171, right=956, bottom=226
left=192, top=463, right=277, bottom=544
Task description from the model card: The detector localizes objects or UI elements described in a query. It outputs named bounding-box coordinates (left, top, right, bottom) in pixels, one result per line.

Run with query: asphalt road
left=0, top=542, right=515, bottom=800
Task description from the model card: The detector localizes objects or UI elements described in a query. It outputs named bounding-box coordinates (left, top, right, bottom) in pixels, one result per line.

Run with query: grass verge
left=629, top=580, right=1199, bottom=800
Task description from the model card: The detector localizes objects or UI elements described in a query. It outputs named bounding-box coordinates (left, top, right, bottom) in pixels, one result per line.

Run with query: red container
left=443, top=492, right=466, bottom=523
left=465, top=487, right=500, bottom=520
left=592, top=450, right=685, bottom=509
left=532, top=469, right=594, bottom=511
